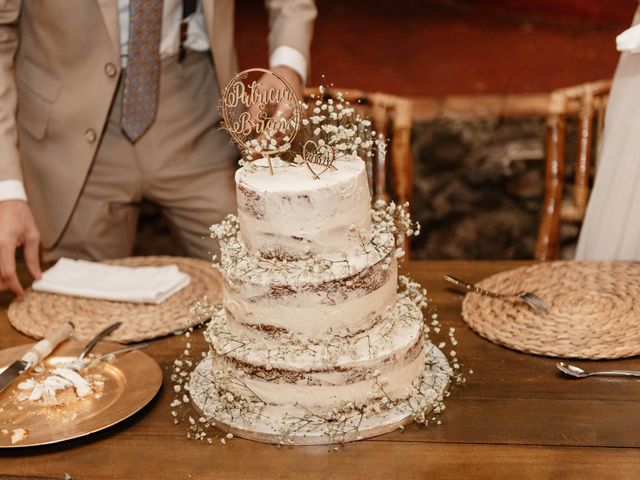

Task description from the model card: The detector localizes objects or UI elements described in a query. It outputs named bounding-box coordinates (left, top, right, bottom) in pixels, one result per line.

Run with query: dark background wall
left=235, top=0, right=636, bottom=95
left=464, top=0, right=634, bottom=22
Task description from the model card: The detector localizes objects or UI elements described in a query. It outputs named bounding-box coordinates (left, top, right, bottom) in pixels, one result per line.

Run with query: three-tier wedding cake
left=188, top=156, right=451, bottom=444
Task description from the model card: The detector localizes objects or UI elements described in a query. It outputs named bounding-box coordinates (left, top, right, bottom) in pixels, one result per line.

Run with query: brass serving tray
left=0, top=340, right=162, bottom=448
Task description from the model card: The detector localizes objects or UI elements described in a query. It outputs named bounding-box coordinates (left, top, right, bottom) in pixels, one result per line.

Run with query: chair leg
left=573, top=86, right=594, bottom=217
left=391, top=101, right=413, bottom=258
left=536, top=94, right=567, bottom=261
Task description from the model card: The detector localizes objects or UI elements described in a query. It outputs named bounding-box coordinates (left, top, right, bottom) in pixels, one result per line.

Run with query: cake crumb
left=11, top=428, right=27, bottom=444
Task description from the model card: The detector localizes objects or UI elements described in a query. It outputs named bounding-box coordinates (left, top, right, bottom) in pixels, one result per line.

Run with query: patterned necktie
left=121, top=0, right=163, bottom=142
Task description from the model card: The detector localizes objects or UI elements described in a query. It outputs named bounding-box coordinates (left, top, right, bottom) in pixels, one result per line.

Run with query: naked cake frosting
left=188, top=156, right=451, bottom=445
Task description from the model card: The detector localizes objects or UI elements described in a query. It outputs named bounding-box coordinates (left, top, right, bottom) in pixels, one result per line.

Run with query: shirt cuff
left=269, top=45, right=308, bottom=85
left=0, top=179, right=28, bottom=202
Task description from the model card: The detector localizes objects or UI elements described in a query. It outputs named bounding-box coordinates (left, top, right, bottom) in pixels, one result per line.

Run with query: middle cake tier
left=213, top=196, right=401, bottom=345
left=224, top=255, right=398, bottom=343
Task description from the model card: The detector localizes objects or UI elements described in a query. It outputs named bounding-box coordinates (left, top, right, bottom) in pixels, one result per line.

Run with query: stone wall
left=410, top=115, right=582, bottom=260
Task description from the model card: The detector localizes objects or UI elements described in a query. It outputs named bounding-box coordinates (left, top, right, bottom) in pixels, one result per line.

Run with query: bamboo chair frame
left=535, top=79, right=611, bottom=261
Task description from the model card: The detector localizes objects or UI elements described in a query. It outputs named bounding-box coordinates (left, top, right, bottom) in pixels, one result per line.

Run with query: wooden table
left=1, top=261, right=639, bottom=479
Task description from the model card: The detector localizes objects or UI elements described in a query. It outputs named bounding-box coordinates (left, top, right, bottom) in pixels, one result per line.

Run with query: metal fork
left=444, top=274, right=550, bottom=315
left=83, top=342, right=150, bottom=369
left=76, top=322, right=123, bottom=363
left=63, top=322, right=123, bottom=371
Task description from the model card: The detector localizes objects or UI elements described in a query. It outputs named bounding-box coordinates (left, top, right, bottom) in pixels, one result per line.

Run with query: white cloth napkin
left=617, top=24, right=640, bottom=53
left=31, top=258, right=191, bottom=304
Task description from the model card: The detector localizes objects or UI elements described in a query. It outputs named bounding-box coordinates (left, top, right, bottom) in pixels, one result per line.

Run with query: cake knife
left=0, top=321, right=75, bottom=394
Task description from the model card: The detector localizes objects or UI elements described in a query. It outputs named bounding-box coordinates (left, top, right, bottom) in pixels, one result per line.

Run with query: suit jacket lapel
left=202, top=0, right=217, bottom=64
left=203, top=0, right=236, bottom=89
left=96, top=0, right=120, bottom=59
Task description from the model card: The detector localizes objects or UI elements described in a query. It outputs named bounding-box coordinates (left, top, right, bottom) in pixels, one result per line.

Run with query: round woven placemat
left=8, top=256, right=222, bottom=343
left=461, top=261, right=640, bottom=359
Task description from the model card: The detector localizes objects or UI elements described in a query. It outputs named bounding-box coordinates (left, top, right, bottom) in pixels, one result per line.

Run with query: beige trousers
left=43, top=51, right=237, bottom=262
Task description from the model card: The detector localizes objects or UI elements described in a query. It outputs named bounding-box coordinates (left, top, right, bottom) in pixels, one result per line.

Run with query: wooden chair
left=304, top=87, right=414, bottom=255
left=535, top=79, right=612, bottom=261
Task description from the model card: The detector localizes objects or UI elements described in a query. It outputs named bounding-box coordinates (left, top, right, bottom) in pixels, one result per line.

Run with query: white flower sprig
left=295, top=87, right=375, bottom=162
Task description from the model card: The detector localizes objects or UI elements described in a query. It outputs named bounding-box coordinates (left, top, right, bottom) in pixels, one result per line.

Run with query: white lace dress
left=575, top=8, right=640, bottom=260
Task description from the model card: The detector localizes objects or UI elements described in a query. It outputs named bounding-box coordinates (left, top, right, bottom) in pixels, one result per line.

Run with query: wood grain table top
left=1, top=260, right=639, bottom=480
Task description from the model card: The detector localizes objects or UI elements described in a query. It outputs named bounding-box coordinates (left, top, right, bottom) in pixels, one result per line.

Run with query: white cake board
left=188, top=342, right=451, bottom=445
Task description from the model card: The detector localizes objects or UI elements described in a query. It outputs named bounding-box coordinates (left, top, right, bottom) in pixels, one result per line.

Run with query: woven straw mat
left=461, top=261, right=640, bottom=359
left=8, top=256, right=222, bottom=343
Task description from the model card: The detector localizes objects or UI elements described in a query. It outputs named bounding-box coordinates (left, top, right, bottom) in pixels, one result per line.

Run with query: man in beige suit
left=0, top=0, right=317, bottom=295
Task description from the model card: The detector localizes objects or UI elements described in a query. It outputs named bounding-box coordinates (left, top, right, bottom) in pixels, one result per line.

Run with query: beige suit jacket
left=0, top=0, right=316, bottom=248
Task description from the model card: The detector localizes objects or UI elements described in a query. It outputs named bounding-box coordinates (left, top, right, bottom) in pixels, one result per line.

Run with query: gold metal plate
left=0, top=340, right=162, bottom=448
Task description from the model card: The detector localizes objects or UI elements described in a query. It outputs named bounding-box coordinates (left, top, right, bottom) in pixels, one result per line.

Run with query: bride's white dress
left=575, top=8, right=640, bottom=260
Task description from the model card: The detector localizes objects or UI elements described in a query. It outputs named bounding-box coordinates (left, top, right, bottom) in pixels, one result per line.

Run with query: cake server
left=0, top=321, right=75, bottom=394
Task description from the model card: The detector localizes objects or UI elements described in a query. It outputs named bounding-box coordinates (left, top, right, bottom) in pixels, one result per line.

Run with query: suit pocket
left=16, top=57, right=62, bottom=140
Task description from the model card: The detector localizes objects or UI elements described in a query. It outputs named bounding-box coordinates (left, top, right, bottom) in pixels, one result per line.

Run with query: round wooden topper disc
left=461, top=261, right=640, bottom=359
left=8, top=256, right=222, bottom=343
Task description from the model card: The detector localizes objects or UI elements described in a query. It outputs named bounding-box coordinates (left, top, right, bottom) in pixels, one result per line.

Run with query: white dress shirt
left=1, top=0, right=307, bottom=202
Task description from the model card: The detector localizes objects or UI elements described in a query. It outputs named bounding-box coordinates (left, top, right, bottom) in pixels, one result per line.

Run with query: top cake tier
left=235, top=157, right=371, bottom=259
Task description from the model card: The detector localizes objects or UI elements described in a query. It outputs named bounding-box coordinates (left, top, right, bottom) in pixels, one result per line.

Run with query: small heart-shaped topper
left=303, top=140, right=336, bottom=179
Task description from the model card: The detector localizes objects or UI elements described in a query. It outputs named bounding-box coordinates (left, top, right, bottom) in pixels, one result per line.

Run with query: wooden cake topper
left=302, top=140, right=337, bottom=179
left=220, top=68, right=302, bottom=175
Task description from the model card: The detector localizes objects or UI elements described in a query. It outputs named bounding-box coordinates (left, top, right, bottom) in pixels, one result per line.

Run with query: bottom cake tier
left=188, top=277, right=452, bottom=445
left=189, top=342, right=450, bottom=445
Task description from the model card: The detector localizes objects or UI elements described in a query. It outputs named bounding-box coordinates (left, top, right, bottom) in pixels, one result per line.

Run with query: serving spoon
left=556, top=362, right=640, bottom=378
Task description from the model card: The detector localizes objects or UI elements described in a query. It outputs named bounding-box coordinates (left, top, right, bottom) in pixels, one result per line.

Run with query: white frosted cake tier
left=207, top=277, right=423, bottom=370
left=190, top=342, right=450, bottom=445
left=236, top=157, right=372, bottom=260
left=224, top=256, right=398, bottom=343
left=189, top=343, right=451, bottom=445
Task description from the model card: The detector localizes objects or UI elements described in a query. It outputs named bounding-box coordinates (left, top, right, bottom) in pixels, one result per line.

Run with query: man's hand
left=247, top=65, right=304, bottom=122
left=269, top=65, right=304, bottom=109
left=0, top=200, right=41, bottom=296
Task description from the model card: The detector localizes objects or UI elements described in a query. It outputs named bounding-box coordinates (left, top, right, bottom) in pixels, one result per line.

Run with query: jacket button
left=85, top=128, right=97, bottom=143
left=104, top=62, right=118, bottom=78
